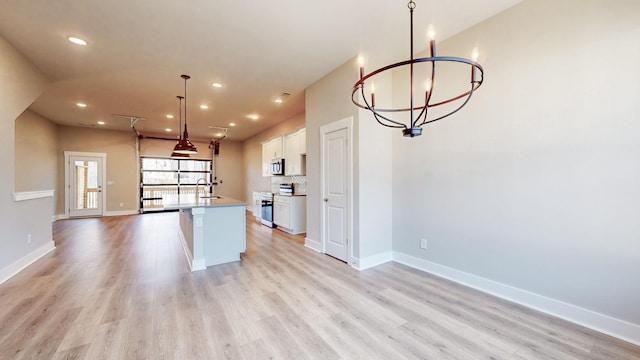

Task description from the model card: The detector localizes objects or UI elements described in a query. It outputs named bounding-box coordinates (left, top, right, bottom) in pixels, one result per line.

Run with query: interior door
left=322, top=120, right=351, bottom=262
left=68, top=155, right=104, bottom=217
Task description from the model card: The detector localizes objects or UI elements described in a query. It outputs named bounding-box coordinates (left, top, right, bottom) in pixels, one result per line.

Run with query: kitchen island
left=164, top=195, right=246, bottom=271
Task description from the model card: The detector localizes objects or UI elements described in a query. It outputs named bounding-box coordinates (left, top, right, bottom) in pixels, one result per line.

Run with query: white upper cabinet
left=261, top=135, right=284, bottom=177
left=284, top=128, right=306, bottom=176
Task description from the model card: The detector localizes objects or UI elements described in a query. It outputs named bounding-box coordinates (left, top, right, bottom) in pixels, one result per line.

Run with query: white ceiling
left=0, top=0, right=521, bottom=141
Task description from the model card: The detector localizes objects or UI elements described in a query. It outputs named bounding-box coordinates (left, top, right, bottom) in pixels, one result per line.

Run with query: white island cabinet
left=164, top=195, right=246, bottom=271
left=274, top=195, right=306, bottom=234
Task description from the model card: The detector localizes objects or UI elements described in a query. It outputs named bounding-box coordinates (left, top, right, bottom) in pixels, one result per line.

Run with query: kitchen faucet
left=196, top=177, right=207, bottom=197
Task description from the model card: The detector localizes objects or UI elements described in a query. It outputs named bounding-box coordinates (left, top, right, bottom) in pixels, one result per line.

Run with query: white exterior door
left=66, top=152, right=106, bottom=218
left=321, top=118, right=352, bottom=262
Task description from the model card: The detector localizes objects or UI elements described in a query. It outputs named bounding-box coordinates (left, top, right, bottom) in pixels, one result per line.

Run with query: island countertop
left=163, top=194, right=246, bottom=210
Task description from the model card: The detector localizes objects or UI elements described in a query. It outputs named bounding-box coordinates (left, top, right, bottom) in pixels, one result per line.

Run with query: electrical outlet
left=420, top=238, right=428, bottom=249
left=27, top=234, right=32, bottom=244
left=119, top=202, right=124, bottom=207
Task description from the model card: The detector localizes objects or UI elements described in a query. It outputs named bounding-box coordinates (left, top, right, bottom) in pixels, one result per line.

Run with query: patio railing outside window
left=140, top=157, right=212, bottom=212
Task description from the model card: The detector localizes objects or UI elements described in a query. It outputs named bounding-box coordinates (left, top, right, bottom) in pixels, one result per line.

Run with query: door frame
left=320, top=116, right=354, bottom=265
left=64, top=151, right=107, bottom=218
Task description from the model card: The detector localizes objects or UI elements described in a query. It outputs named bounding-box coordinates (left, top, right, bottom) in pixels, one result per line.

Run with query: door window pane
left=142, top=171, right=179, bottom=184
left=142, top=158, right=179, bottom=171
left=74, top=160, right=99, bottom=210
left=179, top=160, right=210, bottom=171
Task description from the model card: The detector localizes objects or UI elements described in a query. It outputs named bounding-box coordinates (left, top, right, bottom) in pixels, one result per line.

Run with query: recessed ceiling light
left=248, top=114, right=259, bottom=120
left=68, top=37, right=87, bottom=46
left=76, top=103, right=87, bottom=108
left=274, top=98, right=283, bottom=104
left=229, top=122, right=236, bottom=127
left=97, top=121, right=105, bottom=125
left=212, top=82, right=222, bottom=88
left=165, top=128, right=172, bottom=132
left=200, top=104, right=208, bottom=109
left=166, top=114, right=174, bottom=119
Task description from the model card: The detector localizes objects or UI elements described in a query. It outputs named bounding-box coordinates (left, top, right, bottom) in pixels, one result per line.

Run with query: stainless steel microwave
left=270, top=158, right=285, bottom=175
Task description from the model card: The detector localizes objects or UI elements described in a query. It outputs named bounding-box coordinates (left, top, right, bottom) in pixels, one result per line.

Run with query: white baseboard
left=176, top=229, right=205, bottom=272
left=352, top=251, right=393, bottom=270
left=191, top=258, right=206, bottom=271
left=304, top=237, right=322, bottom=252
left=105, top=210, right=139, bottom=217
left=0, top=241, right=55, bottom=285
left=55, top=210, right=138, bottom=220
left=392, top=251, right=640, bottom=347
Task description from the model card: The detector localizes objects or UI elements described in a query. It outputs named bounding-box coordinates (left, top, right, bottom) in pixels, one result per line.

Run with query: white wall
left=305, top=59, right=359, bottom=252
left=391, top=0, right=640, bottom=341
left=213, top=140, right=245, bottom=201
left=356, top=69, right=393, bottom=266
left=0, top=35, right=53, bottom=281
left=306, top=57, right=394, bottom=267
left=15, top=110, right=58, bottom=192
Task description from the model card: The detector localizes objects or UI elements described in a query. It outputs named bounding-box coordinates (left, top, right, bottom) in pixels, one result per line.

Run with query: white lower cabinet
left=273, top=195, right=306, bottom=234
left=252, top=192, right=262, bottom=220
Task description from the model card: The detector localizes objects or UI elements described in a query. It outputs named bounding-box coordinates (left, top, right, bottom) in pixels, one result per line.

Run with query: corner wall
left=214, top=140, right=244, bottom=201
left=15, top=110, right=58, bottom=192
left=305, top=59, right=359, bottom=253
left=0, top=35, right=53, bottom=282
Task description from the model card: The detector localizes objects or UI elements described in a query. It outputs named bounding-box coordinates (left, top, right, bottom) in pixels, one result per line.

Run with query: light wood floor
left=0, top=212, right=638, bottom=359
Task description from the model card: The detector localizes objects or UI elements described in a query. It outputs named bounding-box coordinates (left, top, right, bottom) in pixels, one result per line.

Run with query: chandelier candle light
left=172, top=74, right=198, bottom=154
left=352, top=0, right=484, bottom=137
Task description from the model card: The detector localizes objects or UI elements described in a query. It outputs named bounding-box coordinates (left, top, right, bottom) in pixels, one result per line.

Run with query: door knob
left=323, top=198, right=328, bottom=202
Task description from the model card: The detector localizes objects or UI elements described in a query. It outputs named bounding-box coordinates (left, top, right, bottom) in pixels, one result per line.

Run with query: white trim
left=54, top=214, right=69, bottom=221
left=392, top=251, right=640, bottom=347
left=191, top=258, right=206, bottom=271
left=56, top=211, right=139, bottom=219
left=64, top=151, right=107, bottom=218
left=177, top=229, right=206, bottom=272
left=320, top=116, right=354, bottom=263
left=105, top=210, right=139, bottom=217
left=304, top=237, right=322, bottom=252
left=0, top=241, right=55, bottom=285
left=13, top=190, right=54, bottom=202
left=352, top=252, right=393, bottom=271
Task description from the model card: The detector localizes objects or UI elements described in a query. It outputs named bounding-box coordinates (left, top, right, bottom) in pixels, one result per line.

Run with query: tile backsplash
left=270, top=175, right=306, bottom=194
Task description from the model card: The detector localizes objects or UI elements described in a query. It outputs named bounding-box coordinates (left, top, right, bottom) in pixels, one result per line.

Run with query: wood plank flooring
left=0, top=211, right=638, bottom=359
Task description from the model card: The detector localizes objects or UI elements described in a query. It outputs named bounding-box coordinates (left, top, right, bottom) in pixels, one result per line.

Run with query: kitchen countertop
left=163, top=194, right=246, bottom=210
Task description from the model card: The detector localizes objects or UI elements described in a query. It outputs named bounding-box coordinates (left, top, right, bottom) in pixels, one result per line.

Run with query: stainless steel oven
left=260, top=192, right=275, bottom=227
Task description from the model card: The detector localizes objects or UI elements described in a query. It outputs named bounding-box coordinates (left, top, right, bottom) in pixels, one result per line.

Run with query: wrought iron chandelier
left=352, top=0, right=484, bottom=137
left=172, top=74, right=198, bottom=154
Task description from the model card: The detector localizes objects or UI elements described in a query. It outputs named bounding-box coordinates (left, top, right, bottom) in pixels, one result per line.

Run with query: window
left=140, top=157, right=212, bottom=212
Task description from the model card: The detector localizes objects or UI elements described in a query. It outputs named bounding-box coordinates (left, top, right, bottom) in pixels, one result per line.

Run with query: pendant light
left=171, top=95, right=189, bottom=158
left=172, top=74, right=198, bottom=154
